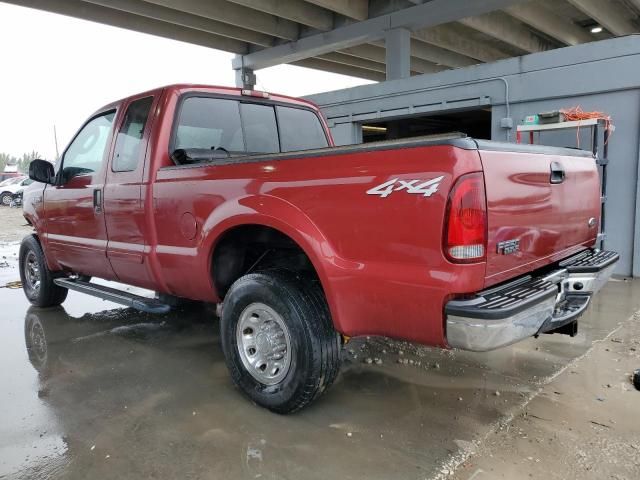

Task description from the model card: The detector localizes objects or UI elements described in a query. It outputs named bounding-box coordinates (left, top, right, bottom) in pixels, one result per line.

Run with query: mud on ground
left=0, top=205, right=32, bottom=243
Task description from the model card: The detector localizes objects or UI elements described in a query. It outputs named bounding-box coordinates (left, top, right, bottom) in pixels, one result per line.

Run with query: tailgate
left=480, top=148, right=600, bottom=286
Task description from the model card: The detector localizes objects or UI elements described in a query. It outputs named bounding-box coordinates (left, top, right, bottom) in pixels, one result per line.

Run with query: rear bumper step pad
left=445, top=277, right=556, bottom=320
left=445, top=249, right=618, bottom=352
left=559, top=249, right=619, bottom=273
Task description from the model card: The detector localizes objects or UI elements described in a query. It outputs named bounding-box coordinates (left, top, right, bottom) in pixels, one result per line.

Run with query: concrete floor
left=1, top=232, right=639, bottom=479
left=452, top=309, right=640, bottom=480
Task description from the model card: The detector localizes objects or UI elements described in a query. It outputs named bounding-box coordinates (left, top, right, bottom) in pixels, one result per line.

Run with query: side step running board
left=54, top=278, right=171, bottom=314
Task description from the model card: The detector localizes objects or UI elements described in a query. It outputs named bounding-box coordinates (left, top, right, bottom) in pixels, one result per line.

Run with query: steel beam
left=339, top=44, right=445, bottom=74
left=362, top=39, right=478, bottom=68
left=143, top=0, right=300, bottom=40
left=81, top=0, right=274, bottom=46
left=505, top=3, right=592, bottom=45
left=338, top=44, right=387, bottom=62
left=413, top=25, right=510, bottom=62
left=459, top=11, right=555, bottom=53
left=317, top=52, right=386, bottom=73
left=292, top=58, right=385, bottom=81
left=567, top=0, right=637, bottom=36
left=407, top=39, right=478, bottom=68
left=235, top=62, right=256, bottom=88
left=302, top=0, right=368, bottom=21
left=3, top=0, right=248, bottom=53
left=233, top=0, right=527, bottom=70
left=409, top=57, right=448, bottom=74
left=225, top=0, right=452, bottom=74
left=226, top=0, right=334, bottom=31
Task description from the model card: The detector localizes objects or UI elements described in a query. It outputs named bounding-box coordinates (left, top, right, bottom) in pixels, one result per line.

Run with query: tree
left=0, top=153, right=11, bottom=173
left=0, top=151, right=42, bottom=173
left=18, top=151, right=41, bottom=173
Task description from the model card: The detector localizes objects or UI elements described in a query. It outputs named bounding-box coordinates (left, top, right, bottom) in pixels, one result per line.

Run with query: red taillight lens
left=444, top=172, right=487, bottom=263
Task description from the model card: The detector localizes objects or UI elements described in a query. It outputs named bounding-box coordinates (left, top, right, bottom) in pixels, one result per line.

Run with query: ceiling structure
left=7, top=0, right=640, bottom=85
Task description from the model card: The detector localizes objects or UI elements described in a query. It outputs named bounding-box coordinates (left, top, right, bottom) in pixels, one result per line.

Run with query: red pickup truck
left=21, top=84, right=618, bottom=413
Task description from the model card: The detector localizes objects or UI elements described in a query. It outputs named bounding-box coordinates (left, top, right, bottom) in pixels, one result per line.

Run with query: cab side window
left=113, top=97, right=153, bottom=172
left=61, top=111, right=115, bottom=182
left=276, top=106, right=328, bottom=152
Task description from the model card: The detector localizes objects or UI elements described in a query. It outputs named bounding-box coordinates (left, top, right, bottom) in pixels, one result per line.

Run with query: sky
left=0, top=3, right=371, bottom=160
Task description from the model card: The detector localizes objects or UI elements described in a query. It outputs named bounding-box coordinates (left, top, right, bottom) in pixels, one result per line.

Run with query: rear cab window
left=240, top=103, right=279, bottom=154
left=170, top=94, right=328, bottom=165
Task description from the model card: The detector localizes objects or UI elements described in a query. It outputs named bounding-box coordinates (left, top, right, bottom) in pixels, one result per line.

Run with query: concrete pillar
left=234, top=55, right=256, bottom=89
left=235, top=67, right=256, bottom=90
left=385, top=28, right=411, bottom=81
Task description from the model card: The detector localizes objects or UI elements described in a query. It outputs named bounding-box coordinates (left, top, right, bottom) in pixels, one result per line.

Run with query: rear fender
left=200, top=194, right=353, bottom=332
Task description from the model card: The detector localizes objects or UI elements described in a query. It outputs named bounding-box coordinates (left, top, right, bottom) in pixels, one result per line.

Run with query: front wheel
left=19, top=235, right=68, bottom=307
left=0, top=192, right=12, bottom=206
left=220, top=271, right=341, bottom=414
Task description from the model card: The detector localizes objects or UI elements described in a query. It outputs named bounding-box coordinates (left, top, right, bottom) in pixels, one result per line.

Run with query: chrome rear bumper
left=445, top=249, right=618, bottom=352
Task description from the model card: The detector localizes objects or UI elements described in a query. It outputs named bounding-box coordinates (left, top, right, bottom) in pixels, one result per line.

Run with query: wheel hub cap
left=24, top=251, right=41, bottom=293
left=236, top=303, right=291, bottom=385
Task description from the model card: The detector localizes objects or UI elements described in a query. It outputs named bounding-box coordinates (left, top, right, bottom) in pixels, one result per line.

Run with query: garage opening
left=361, top=108, right=492, bottom=143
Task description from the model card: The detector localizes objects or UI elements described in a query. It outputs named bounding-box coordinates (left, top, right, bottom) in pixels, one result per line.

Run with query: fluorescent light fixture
left=590, top=26, right=603, bottom=33
left=362, top=125, right=387, bottom=133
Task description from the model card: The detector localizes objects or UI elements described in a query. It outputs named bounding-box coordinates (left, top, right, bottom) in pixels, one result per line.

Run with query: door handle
left=550, top=161, right=565, bottom=184
left=93, top=188, right=103, bottom=213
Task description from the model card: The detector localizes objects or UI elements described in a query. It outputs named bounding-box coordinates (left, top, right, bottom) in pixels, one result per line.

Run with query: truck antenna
left=53, top=124, right=60, bottom=160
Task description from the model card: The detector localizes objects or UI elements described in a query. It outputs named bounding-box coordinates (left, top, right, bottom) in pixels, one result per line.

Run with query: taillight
left=444, top=172, right=487, bottom=263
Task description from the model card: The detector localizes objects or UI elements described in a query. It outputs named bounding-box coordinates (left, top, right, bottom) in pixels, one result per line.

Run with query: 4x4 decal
left=366, top=176, right=444, bottom=198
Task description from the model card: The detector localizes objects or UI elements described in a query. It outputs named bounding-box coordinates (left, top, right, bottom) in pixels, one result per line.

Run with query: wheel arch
left=201, top=195, right=343, bottom=332
left=22, top=232, right=59, bottom=272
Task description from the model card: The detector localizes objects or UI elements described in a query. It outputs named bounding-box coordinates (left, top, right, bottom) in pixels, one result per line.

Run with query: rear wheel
left=19, top=235, right=68, bottom=307
left=220, top=270, right=341, bottom=414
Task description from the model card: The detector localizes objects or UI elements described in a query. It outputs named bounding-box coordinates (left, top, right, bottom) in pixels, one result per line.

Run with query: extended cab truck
left=21, top=84, right=618, bottom=413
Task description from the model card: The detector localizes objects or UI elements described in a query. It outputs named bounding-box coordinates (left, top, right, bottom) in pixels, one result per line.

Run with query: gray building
left=308, top=36, right=640, bottom=277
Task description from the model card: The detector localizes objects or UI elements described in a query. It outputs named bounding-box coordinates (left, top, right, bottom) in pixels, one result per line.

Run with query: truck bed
left=155, top=134, right=600, bottom=345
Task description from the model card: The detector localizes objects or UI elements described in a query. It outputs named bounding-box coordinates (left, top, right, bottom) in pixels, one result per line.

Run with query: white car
left=0, top=176, right=33, bottom=206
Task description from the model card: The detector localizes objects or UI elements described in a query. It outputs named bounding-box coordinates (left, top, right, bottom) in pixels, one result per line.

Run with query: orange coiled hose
left=559, top=106, right=613, bottom=147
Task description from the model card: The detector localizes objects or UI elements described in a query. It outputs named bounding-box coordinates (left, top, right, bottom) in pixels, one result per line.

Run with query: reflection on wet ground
left=1, top=242, right=639, bottom=480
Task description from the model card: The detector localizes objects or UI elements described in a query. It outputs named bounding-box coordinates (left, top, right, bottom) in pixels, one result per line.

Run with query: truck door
left=44, top=110, right=118, bottom=279
left=104, top=94, right=158, bottom=288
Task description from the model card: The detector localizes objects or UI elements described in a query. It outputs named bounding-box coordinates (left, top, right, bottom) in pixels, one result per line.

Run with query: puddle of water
left=0, top=239, right=638, bottom=480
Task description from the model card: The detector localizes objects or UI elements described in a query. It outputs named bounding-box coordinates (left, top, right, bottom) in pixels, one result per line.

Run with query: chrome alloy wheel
left=236, top=302, right=292, bottom=385
left=24, top=250, right=41, bottom=294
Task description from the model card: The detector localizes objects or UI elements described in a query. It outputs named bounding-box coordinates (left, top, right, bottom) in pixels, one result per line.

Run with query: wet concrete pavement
left=452, top=309, right=640, bottom=480
left=1, top=240, right=639, bottom=480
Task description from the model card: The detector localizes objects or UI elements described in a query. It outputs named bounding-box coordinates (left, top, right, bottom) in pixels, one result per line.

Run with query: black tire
left=0, top=192, right=12, bottom=206
left=19, top=235, right=68, bottom=307
left=220, top=270, right=341, bottom=414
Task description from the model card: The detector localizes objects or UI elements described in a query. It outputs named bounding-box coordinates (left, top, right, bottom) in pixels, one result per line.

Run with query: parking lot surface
left=1, top=208, right=639, bottom=479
